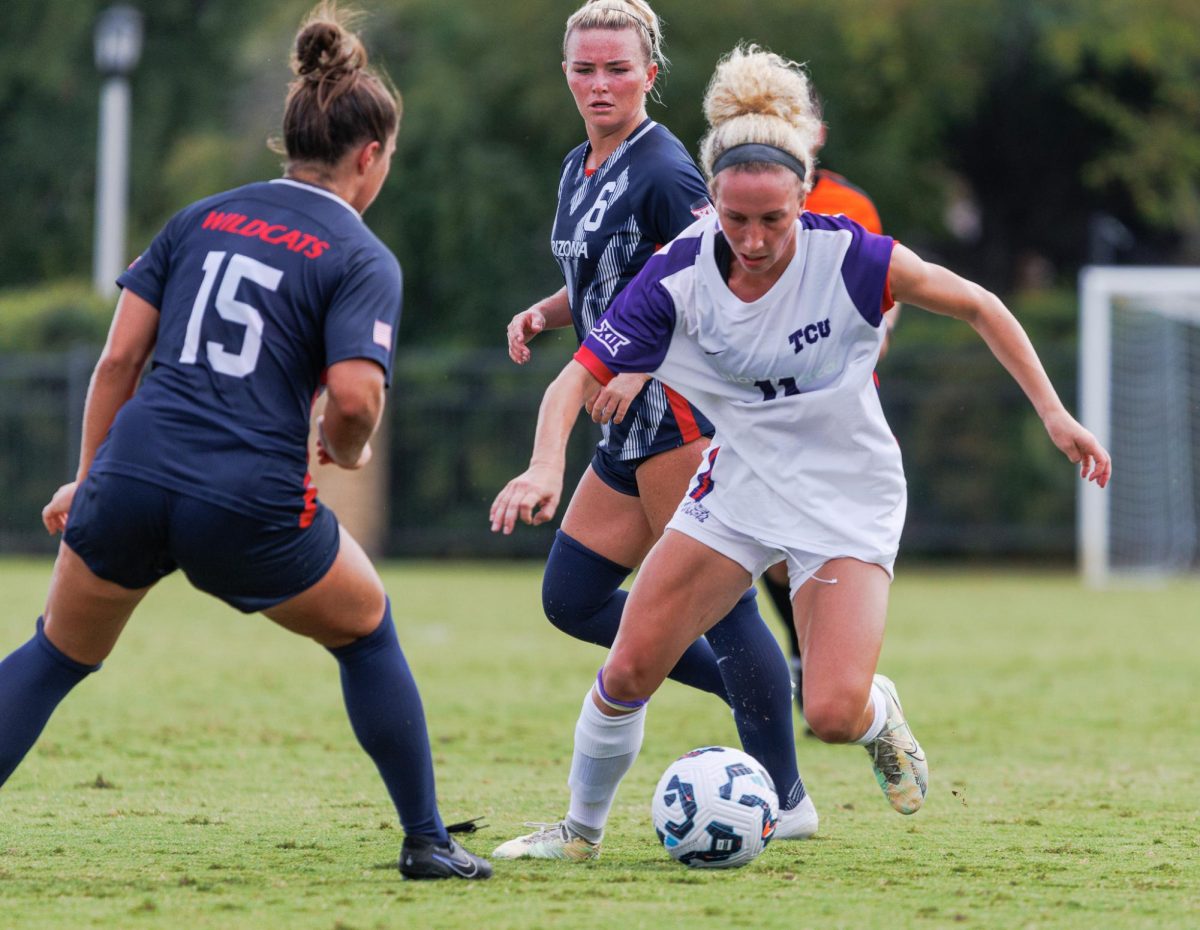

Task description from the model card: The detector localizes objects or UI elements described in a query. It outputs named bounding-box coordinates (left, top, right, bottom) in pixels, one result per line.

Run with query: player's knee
left=541, top=570, right=584, bottom=634
left=541, top=531, right=628, bottom=636
left=803, top=694, right=865, bottom=744
left=600, top=653, right=658, bottom=704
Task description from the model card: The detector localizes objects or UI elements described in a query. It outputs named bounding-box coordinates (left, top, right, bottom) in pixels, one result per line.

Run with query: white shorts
left=666, top=498, right=895, bottom=599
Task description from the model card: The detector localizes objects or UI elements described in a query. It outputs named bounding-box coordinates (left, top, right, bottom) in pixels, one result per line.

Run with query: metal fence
left=0, top=341, right=1078, bottom=561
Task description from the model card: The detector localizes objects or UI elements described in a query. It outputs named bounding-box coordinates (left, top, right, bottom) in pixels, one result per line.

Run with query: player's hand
left=1044, top=410, right=1112, bottom=488
left=507, top=308, right=547, bottom=364
left=316, top=415, right=373, bottom=469
left=586, top=372, right=651, bottom=424
left=490, top=464, right=563, bottom=534
left=42, top=481, right=78, bottom=535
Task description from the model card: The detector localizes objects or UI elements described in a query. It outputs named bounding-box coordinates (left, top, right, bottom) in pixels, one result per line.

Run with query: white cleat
left=774, top=794, right=819, bottom=840
left=865, top=674, right=929, bottom=815
left=491, top=820, right=600, bottom=861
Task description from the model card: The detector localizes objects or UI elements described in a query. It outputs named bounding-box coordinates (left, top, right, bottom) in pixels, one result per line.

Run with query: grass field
left=0, top=558, right=1197, bottom=929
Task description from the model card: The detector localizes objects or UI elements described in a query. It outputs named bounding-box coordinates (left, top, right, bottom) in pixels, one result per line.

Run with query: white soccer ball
left=651, top=746, right=778, bottom=869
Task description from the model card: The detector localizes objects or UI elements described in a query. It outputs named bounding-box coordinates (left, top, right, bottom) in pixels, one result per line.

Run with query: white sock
left=565, top=689, right=646, bottom=838
left=852, top=681, right=888, bottom=745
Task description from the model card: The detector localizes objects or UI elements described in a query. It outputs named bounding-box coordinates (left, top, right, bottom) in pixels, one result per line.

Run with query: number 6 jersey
left=574, top=212, right=907, bottom=566
left=100, top=178, right=401, bottom=526
left=552, top=118, right=715, bottom=461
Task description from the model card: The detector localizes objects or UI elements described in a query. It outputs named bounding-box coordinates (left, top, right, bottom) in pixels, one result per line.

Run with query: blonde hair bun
left=699, top=44, right=823, bottom=188
left=704, top=45, right=813, bottom=128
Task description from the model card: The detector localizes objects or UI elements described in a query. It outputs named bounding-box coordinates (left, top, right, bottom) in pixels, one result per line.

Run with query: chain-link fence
left=0, top=341, right=1077, bottom=561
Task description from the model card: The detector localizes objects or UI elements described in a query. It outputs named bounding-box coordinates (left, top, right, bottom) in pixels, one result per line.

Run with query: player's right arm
left=317, top=358, right=385, bottom=470
left=490, top=359, right=600, bottom=534
left=506, top=286, right=572, bottom=364
left=42, top=289, right=160, bottom=534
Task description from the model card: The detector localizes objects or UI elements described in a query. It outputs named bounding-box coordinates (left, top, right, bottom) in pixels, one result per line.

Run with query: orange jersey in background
left=805, top=169, right=882, bottom=234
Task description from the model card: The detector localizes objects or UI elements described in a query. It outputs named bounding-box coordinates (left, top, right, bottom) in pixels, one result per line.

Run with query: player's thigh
left=604, top=530, right=751, bottom=699
left=634, top=437, right=709, bottom=536
left=792, top=558, right=890, bottom=712
left=560, top=465, right=656, bottom=568
left=263, top=524, right=385, bottom=648
left=49, top=472, right=175, bottom=664
left=43, top=542, right=152, bottom=666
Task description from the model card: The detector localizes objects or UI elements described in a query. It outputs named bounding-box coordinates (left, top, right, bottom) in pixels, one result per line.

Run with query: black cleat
left=399, top=834, right=493, bottom=880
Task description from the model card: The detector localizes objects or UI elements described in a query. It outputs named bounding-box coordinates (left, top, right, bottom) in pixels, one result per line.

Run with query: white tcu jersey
left=575, top=212, right=906, bottom=564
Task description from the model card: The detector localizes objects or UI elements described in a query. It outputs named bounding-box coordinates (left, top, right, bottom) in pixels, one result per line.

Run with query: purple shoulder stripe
left=802, top=213, right=893, bottom=327
left=642, top=229, right=705, bottom=283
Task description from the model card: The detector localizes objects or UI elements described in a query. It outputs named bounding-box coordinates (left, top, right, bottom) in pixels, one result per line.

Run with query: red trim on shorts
left=573, top=345, right=616, bottom=385
left=689, top=446, right=720, bottom=500
left=664, top=386, right=703, bottom=443
left=299, top=471, right=318, bottom=528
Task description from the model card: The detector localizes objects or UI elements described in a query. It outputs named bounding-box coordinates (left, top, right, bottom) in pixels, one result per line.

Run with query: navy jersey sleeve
left=801, top=212, right=895, bottom=326
left=117, top=208, right=192, bottom=307
left=574, top=250, right=681, bottom=383
left=324, top=245, right=403, bottom=384
left=640, top=150, right=712, bottom=247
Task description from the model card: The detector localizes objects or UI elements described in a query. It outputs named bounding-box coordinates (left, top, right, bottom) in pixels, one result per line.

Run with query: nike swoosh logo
left=432, top=852, right=478, bottom=878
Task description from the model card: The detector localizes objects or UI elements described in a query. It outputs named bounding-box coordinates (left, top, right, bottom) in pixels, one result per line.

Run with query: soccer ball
left=651, top=746, right=778, bottom=869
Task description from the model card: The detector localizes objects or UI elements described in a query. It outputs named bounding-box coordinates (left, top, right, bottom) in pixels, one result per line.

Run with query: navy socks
left=544, top=531, right=806, bottom=810
left=706, top=589, right=807, bottom=809
left=0, top=617, right=100, bottom=788
left=543, top=530, right=729, bottom=701
left=328, top=599, right=448, bottom=843
left=1, top=606, right=450, bottom=842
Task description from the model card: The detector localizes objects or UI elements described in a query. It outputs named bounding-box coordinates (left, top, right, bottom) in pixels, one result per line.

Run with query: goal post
left=1079, top=266, right=1200, bottom=586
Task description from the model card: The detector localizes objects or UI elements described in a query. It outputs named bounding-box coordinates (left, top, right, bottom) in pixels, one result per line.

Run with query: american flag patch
left=373, top=319, right=393, bottom=349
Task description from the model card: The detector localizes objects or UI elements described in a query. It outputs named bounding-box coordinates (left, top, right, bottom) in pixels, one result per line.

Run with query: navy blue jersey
left=552, top=118, right=714, bottom=460
left=99, top=179, right=401, bottom=526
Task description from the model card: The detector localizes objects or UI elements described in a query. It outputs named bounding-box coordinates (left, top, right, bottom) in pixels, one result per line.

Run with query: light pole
left=92, top=5, right=143, bottom=297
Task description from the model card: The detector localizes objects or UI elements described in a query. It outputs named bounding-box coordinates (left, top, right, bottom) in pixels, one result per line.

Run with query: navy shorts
left=64, top=471, right=340, bottom=613
left=590, top=446, right=646, bottom=497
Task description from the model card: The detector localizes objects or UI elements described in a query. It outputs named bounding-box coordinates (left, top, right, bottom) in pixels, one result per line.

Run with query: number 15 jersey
left=98, top=179, right=401, bottom=527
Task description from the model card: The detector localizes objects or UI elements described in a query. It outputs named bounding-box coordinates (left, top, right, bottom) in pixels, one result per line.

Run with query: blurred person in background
left=0, top=2, right=489, bottom=882
left=494, top=0, right=817, bottom=859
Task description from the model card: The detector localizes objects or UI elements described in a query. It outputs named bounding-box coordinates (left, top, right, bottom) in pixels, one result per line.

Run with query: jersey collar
left=699, top=217, right=807, bottom=313
left=579, top=117, right=657, bottom=180
left=270, top=178, right=362, bottom=221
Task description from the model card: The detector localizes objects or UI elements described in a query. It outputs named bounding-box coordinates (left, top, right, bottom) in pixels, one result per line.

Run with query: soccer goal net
left=1079, top=266, right=1200, bottom=585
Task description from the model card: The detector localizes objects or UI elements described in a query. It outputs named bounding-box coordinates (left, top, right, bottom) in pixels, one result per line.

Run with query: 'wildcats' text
left=202, top=211, right=331, bottom=259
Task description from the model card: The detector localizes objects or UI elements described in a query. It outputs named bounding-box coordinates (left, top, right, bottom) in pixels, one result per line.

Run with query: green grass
left=1, top=558, right=1197, bottom=929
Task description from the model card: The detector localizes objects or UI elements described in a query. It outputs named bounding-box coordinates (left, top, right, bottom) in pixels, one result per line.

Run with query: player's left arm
left=490, top=360, right=601, bottom=535
left=888, top=244, right=1111, bottom=487
left=43, top=289, right=160, bottom=534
